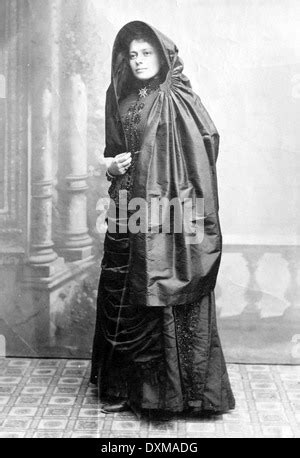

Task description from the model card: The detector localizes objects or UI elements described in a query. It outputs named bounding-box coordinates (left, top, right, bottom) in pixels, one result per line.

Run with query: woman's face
left=129, top=39, right=161, bottom=81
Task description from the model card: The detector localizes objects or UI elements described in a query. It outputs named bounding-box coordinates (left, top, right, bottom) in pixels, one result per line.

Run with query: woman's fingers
left=117, top=152, right=131, bottom=164
left=120, top=157, right=132, bottom=167
left=107, top=152, right=132, bottom=176
left=116, top=154, right=131, bottom=174
left=116, top=151, right=130, bottom=159
left=119, top=164, right=130, bottom=174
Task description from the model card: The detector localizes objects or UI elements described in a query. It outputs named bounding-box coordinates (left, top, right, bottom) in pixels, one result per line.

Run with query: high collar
left=133, top=74, right=162, bottom=97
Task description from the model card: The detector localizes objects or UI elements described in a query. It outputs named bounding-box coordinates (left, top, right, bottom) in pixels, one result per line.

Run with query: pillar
left=25, top=0, right=64, bottom=276
left=57, top=72, right=93, bottom=261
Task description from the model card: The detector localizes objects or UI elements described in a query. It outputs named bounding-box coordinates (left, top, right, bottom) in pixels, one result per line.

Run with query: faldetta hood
left=105, top=21, right=222, bottom=307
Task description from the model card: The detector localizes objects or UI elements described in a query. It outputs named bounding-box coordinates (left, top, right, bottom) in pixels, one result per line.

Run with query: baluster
left=282, top=247, right=300, bottom=319
left=241, top=247, right=263, bottom=319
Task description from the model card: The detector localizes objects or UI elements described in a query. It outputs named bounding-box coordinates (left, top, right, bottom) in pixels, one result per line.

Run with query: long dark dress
left=90, top=78, right=235, bottom=414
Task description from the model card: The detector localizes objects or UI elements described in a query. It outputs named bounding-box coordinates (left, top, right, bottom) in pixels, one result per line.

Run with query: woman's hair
left=124, top=28, right=161, bottom=57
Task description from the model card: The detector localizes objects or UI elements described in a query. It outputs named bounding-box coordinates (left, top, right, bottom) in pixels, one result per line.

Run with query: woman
left=90, top=21, right=235, bottom=416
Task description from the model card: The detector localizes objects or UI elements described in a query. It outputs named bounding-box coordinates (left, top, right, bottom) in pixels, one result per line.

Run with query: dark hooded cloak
left=104, top=21, right=222, bottom=308
left=90, top=22, right=235, bottom=414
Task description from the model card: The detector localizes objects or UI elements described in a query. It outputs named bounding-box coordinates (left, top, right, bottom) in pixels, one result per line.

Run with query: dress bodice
left=108, top=78, right=160, bottom=205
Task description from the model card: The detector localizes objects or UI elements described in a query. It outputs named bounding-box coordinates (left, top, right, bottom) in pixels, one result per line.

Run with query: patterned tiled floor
left=0, top=358, right=299, bottom=438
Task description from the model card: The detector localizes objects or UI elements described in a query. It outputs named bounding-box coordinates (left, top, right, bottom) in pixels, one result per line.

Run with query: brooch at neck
left=138, top=87, right=149, bottom=98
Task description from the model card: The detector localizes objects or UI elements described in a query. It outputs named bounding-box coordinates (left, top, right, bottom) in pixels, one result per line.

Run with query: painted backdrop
left=0, top=0, right=299, bottom=363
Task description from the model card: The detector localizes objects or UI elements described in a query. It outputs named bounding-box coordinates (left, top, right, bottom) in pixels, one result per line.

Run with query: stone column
left=26, top=0, right=63, bottom=275
left=57, top=73, right=93, bottom=261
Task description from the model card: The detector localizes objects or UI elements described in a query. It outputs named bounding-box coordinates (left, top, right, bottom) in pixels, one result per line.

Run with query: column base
left=58, top=245, right=93, bottom=262
left=22, top=256, right=65, bottom=282
left=16, top=255, right=96, bottom=351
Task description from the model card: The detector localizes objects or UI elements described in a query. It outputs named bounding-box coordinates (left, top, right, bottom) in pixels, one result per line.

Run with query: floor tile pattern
left=0, top=358, right=299, bottom=438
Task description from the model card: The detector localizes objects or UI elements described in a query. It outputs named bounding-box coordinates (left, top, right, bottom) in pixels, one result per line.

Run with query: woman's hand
left=107, top=152, right=132, bottom=176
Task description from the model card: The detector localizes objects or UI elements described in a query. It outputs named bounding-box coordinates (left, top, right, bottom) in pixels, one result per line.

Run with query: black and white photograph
left=0, top=0, right=299, bottom=442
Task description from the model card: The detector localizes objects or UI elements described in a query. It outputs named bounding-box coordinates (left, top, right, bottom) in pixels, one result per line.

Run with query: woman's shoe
left=101, top=400, right=130, bottom=413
